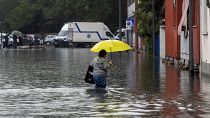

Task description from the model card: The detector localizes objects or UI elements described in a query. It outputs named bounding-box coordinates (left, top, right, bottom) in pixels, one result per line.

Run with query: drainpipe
left=189, top=0, right=194, bottom=74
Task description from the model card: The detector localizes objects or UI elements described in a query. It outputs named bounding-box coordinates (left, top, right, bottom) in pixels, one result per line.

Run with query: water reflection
left=0, top=48, right=209, bottom=117
left=162, top=65, right=181, bottom=117
left=125, top=53, right=160, bottom=94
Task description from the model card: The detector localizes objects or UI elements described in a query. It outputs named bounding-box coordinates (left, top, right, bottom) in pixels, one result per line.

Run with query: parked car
left=0, top=33, right=6, bottom=40
left=0, top=33, right=6, bottom=37
left=7, top=34, right=20, bottom=47
left=0, top=33, right=21, bottom=47
left=0, top=33, right=6, bottom=46
left=0, top=32, right=26, bottom=48
left=44, top=35, right=57, bottom=45
left=27, top=34, right=40, bottom=46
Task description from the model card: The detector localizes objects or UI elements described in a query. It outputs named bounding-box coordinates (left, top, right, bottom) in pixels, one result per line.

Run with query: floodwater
left=0, top=48, right=209, bottom=118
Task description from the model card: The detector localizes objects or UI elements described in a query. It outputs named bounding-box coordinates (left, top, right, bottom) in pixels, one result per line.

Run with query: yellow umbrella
left=90, top=39, right=132, bottom=52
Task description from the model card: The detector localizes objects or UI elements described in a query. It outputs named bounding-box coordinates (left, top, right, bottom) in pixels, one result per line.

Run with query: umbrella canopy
left=90, top=39, right=132, bottom=52
left=11, top=31, right=22, bottom=37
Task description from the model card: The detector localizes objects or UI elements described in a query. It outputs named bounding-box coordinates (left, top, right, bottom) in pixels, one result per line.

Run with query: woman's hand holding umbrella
left=109, top=60, right=116, bottom=70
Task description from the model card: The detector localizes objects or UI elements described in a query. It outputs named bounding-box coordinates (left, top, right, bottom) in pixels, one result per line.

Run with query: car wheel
left=45, top=41, right=52, bottom=46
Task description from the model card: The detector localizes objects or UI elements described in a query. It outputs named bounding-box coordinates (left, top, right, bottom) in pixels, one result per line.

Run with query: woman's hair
left=98, top=49, right=107, bottom=57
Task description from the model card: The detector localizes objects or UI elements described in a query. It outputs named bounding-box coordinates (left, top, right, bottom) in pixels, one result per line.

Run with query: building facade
left=165, top=0, right=182, bottom=60
left=165, top=0, right=201, bottom=67
left=200, top=0, right=210, bottom=76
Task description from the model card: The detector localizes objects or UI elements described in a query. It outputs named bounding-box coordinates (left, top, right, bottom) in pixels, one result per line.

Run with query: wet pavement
left=0, top=48, right=210, bottom=118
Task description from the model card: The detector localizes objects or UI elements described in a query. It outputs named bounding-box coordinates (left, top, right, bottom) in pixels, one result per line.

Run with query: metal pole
left=189, top=0, right=194, bottom=73
left=0, top=1, right=3, bottom=50
left=0, top=18, right=3, bottom=50
left=0, top=26, right=2, bottom=49
left=127, top=0, right=129, bottom=44
left=134, top=0, right=139, bottom=51
left=134, top=16, right=138, bottom=51
left=152, top=0, right=155, bottom=56
left=119, top=0, right=122, bottom=41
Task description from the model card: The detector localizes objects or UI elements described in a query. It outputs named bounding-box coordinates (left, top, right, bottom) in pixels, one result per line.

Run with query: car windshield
left=48, top=35, right=56, bottom=38
left=58, top=30, right=68, bottom=36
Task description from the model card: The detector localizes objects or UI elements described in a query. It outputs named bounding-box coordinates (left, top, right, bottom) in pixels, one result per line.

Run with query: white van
left=53, top=22, right=115, bottom=47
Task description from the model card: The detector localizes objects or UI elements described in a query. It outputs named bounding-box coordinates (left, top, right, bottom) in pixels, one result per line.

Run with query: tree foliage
left=1, top=0, right=120, bottom=33
left=135, top=0, right=164, bottom=51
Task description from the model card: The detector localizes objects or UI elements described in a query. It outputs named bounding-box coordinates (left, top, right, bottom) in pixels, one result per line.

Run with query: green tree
left=0, top=0, right=19, bottom=32
left=0, top=0, right=19, bottom=18
left=5, top=0, right=34, bottom=33
left=3, top=0, right=120, bottom=33
left=135, top=0, right=164, bottom=53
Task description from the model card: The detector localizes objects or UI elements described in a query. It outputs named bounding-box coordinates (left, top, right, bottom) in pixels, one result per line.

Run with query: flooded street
left=0, top=48, right=210, bottom=117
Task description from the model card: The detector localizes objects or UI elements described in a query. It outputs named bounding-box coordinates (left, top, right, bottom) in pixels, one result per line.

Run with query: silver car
left=44, top=35, right=57, bottom=45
